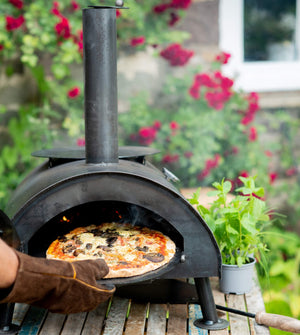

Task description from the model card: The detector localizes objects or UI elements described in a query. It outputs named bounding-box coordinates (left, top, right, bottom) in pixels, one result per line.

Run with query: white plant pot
left=219, top=257, right=256, bottom=295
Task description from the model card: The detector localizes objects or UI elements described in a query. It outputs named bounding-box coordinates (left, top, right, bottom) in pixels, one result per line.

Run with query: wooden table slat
left=39, top=312, right=66, bottom=335
left=61, top=312, right=87, bottom=335
left=81, top=301, right=109, bottom=335
left=18, top=306, right=46, bottom=335
left=167, top=304, right=187, bottom=335
left=124, top=302, right=148, bottom=335
left=188, top=304, right=208, bottom=335
left=226, top=294, right=252, bottom=335
left=102, top=297, right=129, bottom=335
left=12, top=303, right=30, bottom=326
left=147, top=303, right=167, bottom=335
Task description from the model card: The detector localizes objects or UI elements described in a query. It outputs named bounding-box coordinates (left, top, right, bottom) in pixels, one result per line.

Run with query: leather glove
left=0, top=251, right=115, bottom=314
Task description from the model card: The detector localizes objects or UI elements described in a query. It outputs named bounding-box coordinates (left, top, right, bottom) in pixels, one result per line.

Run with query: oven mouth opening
left=28, top=201, right=184, bottom=259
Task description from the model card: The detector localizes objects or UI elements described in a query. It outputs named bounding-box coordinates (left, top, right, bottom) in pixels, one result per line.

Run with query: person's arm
left=0, top=238, right=19, bottom=288
left=0, top=239, right=115, bottom=314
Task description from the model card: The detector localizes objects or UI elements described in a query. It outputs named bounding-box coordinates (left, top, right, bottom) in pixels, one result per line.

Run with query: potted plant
left=188, top=175, right=273, bottom=294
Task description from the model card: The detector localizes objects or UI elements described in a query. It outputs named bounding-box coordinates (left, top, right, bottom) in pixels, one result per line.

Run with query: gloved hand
left=0, top=251, right=115, bottom=314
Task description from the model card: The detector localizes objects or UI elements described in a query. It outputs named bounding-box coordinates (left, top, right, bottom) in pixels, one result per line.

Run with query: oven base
left=0, top=304, right=20, bottom=335
left=115, top=278, right=229, bottom=330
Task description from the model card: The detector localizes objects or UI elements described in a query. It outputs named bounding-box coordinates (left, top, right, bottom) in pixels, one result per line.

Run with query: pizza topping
left=136, top=246, right=149, bottom=252
left=63, top=244, right=76, bottom=254
left=106, top=236, right=118, bottom=246
left=143, top=253, right=165, bottom=263
left=85, top=243, right=93, bottom=250
left=73, top=249, right=85, bottom=257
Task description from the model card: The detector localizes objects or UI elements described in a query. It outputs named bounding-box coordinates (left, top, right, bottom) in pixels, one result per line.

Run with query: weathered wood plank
left=39, top=312, right=66, bottom=335
left=147, top=303, right=167, bottom=335
left=188, top=304, right=208, bottom=335
left=226, top=294, right=251, bottom=335
left=12, top=303, right=30, bottom=326
left=60, top=312, right=87, bottom=335
left=18, top=306, right=46, bottom=335
left=124, top=302, right=147, bottom=335
left=81, top=301, right=109, bottom=335
left=168, top=304, right=187, bottom=335
left=102, top=297, right=129, bottom=335
left=245, top=276, right=270, bottom=335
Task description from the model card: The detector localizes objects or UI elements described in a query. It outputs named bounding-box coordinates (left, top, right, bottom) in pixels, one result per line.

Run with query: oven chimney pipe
left=83, top=7, right=119, bottom=164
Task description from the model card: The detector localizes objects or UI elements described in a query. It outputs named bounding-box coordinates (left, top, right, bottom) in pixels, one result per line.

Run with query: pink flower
left=51, top=1, right=61, bottom=16
left=55, top=16, right=71, bottom=39
left=248, top=127, right=257, bottom=141
left=195, top=73, right=217, bottom=88
left=131, top=36, right=145, bottom=47
left=160, top=43, right=194, bottom=66
left=9, top=0, right=23, bottom=9
left=68, top=86, right=80, bottom=98
left=5, top=15, right=25, bottom=31
left=264, top=150, right=272, bottom=157
left=77, top=138, right=85, bottom=146
left=138, top=126, right=157, bottom=145
left=71, top=0, right=80, bottom=11
left=215, top=51, right=231, bottom=64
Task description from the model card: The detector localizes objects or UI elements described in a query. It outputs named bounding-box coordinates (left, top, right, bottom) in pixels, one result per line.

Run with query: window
left=219, top=0, right=300, bottom=92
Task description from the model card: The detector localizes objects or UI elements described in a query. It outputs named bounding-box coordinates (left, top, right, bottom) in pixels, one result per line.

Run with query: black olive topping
left=85, top=243, right=93, bottom=250
left=136, top=246, right=149, bottom=252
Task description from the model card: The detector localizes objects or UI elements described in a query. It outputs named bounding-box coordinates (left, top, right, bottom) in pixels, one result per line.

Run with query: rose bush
left=118, top=51, right=274, bottom=189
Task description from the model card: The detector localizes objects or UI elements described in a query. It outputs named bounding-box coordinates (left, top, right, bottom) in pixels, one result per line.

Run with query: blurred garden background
left=0, top=0, right=299, bottom=333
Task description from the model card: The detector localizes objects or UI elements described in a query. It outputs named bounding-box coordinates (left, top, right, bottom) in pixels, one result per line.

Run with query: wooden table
left=10, top=277, right=270, bottom=335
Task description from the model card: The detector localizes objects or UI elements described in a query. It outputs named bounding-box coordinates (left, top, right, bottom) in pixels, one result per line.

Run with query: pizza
left=46, top=222, right=176, bottom=278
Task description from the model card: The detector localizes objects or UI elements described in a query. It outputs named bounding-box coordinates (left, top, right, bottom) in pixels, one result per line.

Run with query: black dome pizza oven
left=0, top=4, right=229, bottom=333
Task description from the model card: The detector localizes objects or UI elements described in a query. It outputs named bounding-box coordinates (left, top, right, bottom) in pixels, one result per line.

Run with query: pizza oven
left=0, top=4, right=229, bottom=333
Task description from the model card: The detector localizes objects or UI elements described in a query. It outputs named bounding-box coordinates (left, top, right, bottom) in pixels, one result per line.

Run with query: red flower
left=71, top=0, right=80, bottom=11
left=264, top=150, right=272, bottom=157
left=197, top=154, right=221, bottom=180
left=269, top=172, right=277, bottom=184
left=68, top=86, right=80, bottom=98
left=169, top=12, right=180, bottom=26
left=130, top=36, right=145, bottom=47
left=51, top=1, right=61, bottom=16
left=184, top=151, right=193, bottom=158
left=160, top=43, right=194, bottom=66
left=189, top=82, right=200, bottom=99
left=153, top=4, right=170, bottom=13
left=170, top=121, right=179, bottom=130
left=55, top=16, right=71, bottom=39
left=5, top=15, right=25, bottom=31
left=116, top=9, right=121, bottom=17
left=248, top=127, right=257, bottom=141
left=286, top=166, right=297, bottom=176
left=215, top=51, right=231, bottom=64
left=195, top=73, right=216, bottom=88
left=153, top=120, right=161, bottom=130
left=77, top=138, right=85, bottom=147
left=162, top=154, right=179, bottom=163
left=170, top=0, right=192, bottom=9
left=0, top=45, right=4, bottom=52
left=9, top=0, right=23, bottom=9
left=138, top=126, right=157, bottom=145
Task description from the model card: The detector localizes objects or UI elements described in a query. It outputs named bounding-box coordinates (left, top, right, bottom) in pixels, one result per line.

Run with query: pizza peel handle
left=0, top=209, right=20, bottom=249
left=255, top=311, right=300, bottom=333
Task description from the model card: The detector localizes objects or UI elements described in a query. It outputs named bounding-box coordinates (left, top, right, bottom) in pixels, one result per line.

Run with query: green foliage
left=188, top=176, right=274, bottom=267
